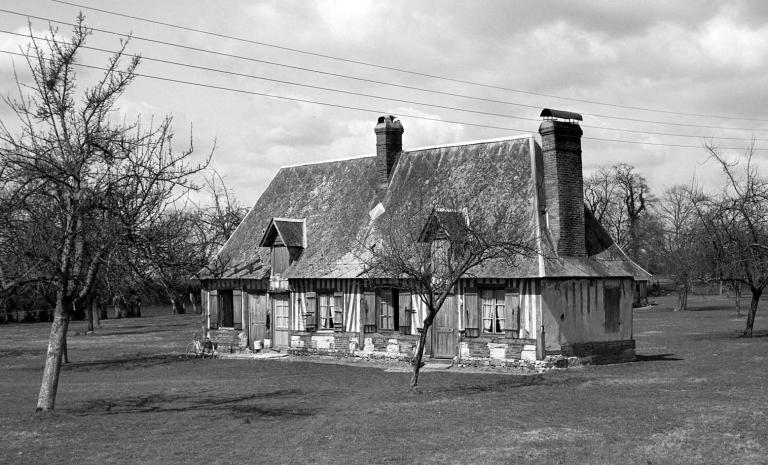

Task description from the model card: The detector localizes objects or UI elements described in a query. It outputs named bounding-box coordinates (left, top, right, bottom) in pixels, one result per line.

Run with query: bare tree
left=693, top=142, right=768, bottom=336
left=614, top=163, right=651, bottom=259
left=360, top=163, right=535, bottom=388
left=584, top=164, right=652, bottom=265
left=191, top=170, right=249, bottom=281
left=584, top=166, right=618, bottom=226
left=0, top=17, right=207, bottom=411
left=656, top=185, right=709, bottom=311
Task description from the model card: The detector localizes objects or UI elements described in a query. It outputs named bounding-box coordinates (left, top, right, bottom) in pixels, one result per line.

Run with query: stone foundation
left=286, top=332, right=421, bottom=360
left=254, top=331, right=636, bottom=368
left=561, top=339, right=636, bottom=364
left=209, top=329, right=246, bottom=354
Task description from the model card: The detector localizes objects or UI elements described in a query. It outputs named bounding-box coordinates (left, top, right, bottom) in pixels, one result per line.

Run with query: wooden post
left=536, top=325, right=546, bottom=360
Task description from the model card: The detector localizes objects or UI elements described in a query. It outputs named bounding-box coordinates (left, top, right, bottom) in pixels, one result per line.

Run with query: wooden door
left=272, top=294, right=290, bottom=348
left=248, top=293, right=268, bottom=345
left=432, top=294, right=457, bottom=359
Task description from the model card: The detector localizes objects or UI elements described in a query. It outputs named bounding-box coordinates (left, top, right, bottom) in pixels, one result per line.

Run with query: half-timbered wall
left=455, top=278, right=540, bottom=339
left=291, top=279, right=363, bottom=333
left=540, top=278, right=633, bottom=350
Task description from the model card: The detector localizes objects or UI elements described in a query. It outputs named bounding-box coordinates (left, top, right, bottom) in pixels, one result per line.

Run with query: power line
left=51, top=0, right=768, bottom=124
left=3, top=8, right=766, bottom=134
left=3, top=29, right=765, bottom=144
left=1, top=49, right=763, bottom=152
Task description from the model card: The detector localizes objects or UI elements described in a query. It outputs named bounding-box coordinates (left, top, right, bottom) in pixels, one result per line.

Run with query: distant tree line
left=584, top=144, right=768, bottom=336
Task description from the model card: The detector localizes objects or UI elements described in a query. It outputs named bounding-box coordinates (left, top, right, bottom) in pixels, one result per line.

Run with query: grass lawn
left=1, top=295, right=766, bottom=465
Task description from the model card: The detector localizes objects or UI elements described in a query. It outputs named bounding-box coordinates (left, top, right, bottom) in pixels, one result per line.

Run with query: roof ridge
left=279, top=153, right=373, bottom=169
left=406, top=133, right=533, bottom=153
left=278, top=134, right=534, bottom=170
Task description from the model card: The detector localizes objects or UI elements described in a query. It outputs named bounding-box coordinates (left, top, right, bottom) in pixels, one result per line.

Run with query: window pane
left=319, top=294, right=335, bottom=329
left=379, top=289, right=393, bottom=330
left=496, top=303, right=505, bottom=332
left=482, top=289, right=493, bottom=332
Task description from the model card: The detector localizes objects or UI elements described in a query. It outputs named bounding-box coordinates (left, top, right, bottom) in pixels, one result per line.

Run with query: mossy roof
left=203, top=134, right=650, bottom=281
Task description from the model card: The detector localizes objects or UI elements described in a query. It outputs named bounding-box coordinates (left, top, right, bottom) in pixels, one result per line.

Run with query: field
left=1, top=295, right=766, bottom=465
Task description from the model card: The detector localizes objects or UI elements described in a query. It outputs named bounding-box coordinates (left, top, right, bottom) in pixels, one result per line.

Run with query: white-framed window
left=319, top=293, right=335, bottom=330
left=481, top=289, right=505, bottom=334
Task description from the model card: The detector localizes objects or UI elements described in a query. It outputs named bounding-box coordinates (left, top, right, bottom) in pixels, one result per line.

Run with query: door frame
left=271, top=292, right=291, bottom=348
left=431, top=293, right=457, bottom=358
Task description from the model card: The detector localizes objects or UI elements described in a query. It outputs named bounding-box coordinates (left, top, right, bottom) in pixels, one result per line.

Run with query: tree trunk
left=94, top=300, right=101, bottom=327
left=734, top=282, right=742, bottom=316
left=86, top=299, right=95, bottom=332
left=98, top=300, right=108, bottom=320
left=744, top=288, right=761, bottom=337
left=171, top=298, right=185, bottom=314
left=190, top=292, right=199, bottom=314
left=676, top=286, right=688, bottom=311
left=36, top=304, right=70, bottom=412
left=410, top=321, right=431, bottom=388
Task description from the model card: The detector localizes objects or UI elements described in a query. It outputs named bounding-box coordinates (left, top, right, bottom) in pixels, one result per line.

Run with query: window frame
left=318, top=292, right=335, bottom=330
left=376, top=288, right=399, bottom=332
left=273, top=293, right=290, bottom=330
left=480, top=288, right=506, bottom=334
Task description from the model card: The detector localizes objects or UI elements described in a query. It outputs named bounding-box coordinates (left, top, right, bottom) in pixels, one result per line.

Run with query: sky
left=1, top=0, right=767, bottom=206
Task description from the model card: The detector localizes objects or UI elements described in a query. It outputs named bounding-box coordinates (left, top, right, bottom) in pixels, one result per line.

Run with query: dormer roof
left=259, top=218, right=306, bottom=248
left=418, top=208, right=469, bottom=243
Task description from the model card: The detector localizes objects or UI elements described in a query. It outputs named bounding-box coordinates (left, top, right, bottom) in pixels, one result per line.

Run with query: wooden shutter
left=333, top=292, right=344, bottom=332
left=363, top=291, right=376, bottom=333
left=378, top=289, right=395, bottom=330
left=305, top=292, right=317, bottom=332
left=209, top=290, right=219, bottom=329
left=464, top=288, right=479, bottom=337
left=604, top=285, right=621, bottom=333
left=201, top=290, right=208, bottom=316
left=504, top=290, right=519, bottom=337
left=241, top=290, right=249, bottom=333
left=233, top=290, right=243, bottom=330
left=398, top=291, right=411, bottom=335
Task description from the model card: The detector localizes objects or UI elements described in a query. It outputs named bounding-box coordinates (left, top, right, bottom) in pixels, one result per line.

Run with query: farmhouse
left=199, top=109, right=650, bottom=365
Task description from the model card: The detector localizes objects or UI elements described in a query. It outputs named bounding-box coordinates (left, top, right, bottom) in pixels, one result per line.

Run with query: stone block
left=487, top=342, right=508, bottom=360
left=520, top=344, right=537, bottom=362
left=363, top=337, right=375, bottom=354
left=313, top=335, right=334, bottom=350
left=459, top=342, right=470, bottom=359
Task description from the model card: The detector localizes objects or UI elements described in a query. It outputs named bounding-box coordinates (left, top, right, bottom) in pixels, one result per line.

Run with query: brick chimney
left=538, top=109, right=586, bottom=257
left=375, top=115, right=404, bottom=192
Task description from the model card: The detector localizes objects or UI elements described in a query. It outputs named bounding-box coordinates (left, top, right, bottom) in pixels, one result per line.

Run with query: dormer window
left=259, top=217, right=306, bottom=276
left=418, top=208, right=469, bottom=273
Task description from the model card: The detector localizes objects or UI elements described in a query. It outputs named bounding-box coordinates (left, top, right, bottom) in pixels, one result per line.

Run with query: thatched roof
left=202, top=134, right=650, bottom=281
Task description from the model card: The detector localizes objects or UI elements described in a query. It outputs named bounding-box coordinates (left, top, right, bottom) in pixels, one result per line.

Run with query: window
left=481, top=289, right=505, bottom=334
left=378, top=288, right=399, bottom=331
left=319, top=293, right=335, bottom=330
left=307, top=291, right=344, bottom=332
